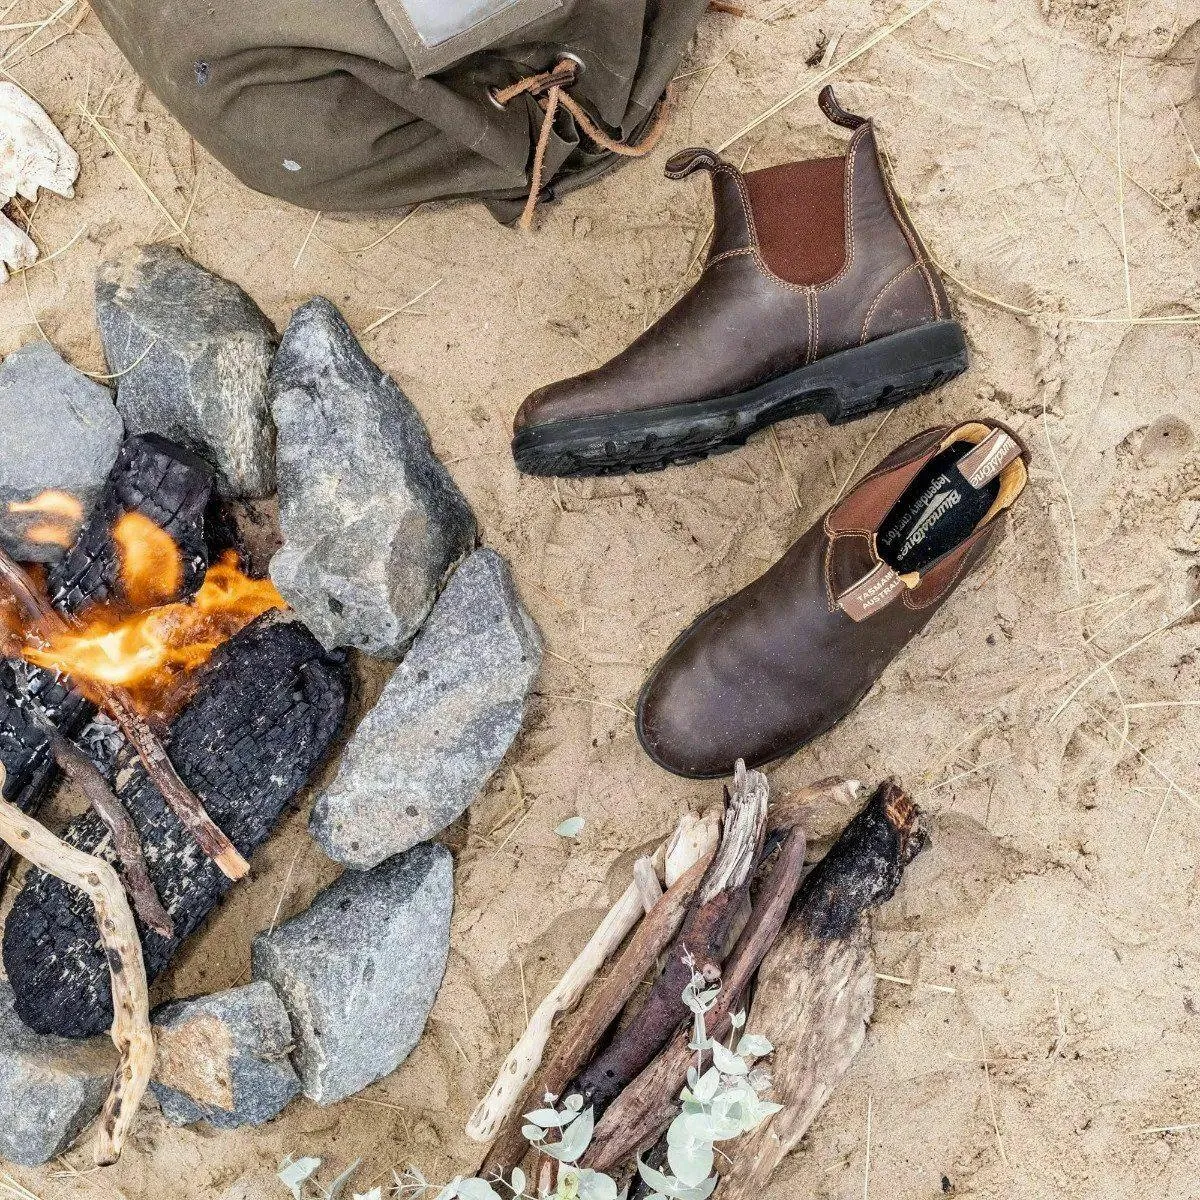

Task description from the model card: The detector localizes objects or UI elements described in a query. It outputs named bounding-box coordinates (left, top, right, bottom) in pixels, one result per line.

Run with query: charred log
left=0, top=660, right=95, bottom=881
left=2, top=615, right=349, bottom=1039
left=47, top=433, right=213, bottom=613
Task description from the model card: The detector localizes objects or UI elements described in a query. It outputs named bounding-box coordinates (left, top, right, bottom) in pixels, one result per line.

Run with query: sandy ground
left=2, top=0, right=1199, bottom=1196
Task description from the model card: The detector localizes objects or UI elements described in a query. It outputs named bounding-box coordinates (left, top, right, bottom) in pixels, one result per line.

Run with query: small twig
left=469, top=812, right=720, bottom=1149
left=0, top=547, right=248, bottom=879
left=30, top=713, right=173, bottom=938
left=0, top=765, right=153, bottom=1166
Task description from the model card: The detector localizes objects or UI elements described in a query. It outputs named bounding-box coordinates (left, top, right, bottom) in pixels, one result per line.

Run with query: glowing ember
left=6, top=490, right=84, bottom=548
left=23, top=552, right=286, bottom=718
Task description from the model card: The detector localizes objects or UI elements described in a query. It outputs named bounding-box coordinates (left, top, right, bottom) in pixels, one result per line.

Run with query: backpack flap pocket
left=377, top=0, right=564, bottom=77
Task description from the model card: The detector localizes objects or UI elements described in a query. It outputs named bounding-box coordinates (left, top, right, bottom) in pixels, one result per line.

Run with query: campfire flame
left=16, top=511, right=285, bottom=719
left=7, top=490, right=84, bottom=548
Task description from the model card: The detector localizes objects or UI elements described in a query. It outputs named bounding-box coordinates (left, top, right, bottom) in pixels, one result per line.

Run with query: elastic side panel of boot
left=743, top=156, right=847, bottom=286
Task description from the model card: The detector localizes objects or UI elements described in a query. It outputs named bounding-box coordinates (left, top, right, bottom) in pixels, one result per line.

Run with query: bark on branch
left=0, top=547, right=248, bottom=880
left=718, top=781, right=926, bottom=1199
left=566, top=761, right=768, bottom=1118
left=0, top=763, right=154, bottom=1165
left=477, top=812, right=722, bottom=1178
left=582, top=822, right=809, bottom=1173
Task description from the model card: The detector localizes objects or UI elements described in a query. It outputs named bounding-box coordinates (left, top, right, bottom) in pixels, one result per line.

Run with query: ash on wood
left=2, top=615, right=349, bottom=1039
left=47, top=432, right=213, bottom=613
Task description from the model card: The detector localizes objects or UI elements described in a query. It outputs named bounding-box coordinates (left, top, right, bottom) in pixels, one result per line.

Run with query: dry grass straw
left=0, top=0, right=77, bottom=70
left=1051, top=597, right=1200, bottom=723
left=76, top=100, right=183, bottom=235
left=716, top=0, right=938, bottom=152
left=360, top=278, right=444, bottom=335
left=292, top=210, right=322, bottom=269
left=352, top=205, right=422, bottom=253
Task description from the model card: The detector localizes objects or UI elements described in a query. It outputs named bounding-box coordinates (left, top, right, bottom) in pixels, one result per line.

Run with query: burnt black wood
left=2, top=615, right=349, bottom=1038
left=47, top=432, right=214, bottom=613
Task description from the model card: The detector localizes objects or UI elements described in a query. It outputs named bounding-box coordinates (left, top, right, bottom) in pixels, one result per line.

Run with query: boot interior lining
left=877, top=440, right=1002, bottom=575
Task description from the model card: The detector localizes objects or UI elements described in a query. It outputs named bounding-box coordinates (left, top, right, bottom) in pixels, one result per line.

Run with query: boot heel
left=820, top=320, right=969, bottom=426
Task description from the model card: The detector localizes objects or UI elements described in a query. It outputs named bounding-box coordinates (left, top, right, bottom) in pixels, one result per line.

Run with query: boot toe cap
left=513, top=371, right=610, bottom=435
left=636, top=660, right=742, bottom=780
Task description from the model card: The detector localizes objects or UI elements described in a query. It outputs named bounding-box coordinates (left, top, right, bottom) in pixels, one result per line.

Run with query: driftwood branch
left=767, top=777, right=864, bottom=833
left=582, top=822, right=809, bottom=1173
left=567, top=762, right=768, bottom=1118
left=474, top=812, right=721, bottom=1167
left=0, top=546, right=248, bottom=880
left=30, top=713, right=174, bottom=938
left=0, top=763, right=154, bottom=1165
left=719, top=782, right=925, bottom=1198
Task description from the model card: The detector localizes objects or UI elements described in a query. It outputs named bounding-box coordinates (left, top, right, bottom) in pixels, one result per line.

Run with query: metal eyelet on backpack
left=558, top=51, right=586, bottom=78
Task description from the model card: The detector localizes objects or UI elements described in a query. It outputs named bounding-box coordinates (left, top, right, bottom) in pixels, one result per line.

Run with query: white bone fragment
left=0, top=81, right=79, bottom=204
left=0, top=82, right=80, bottom=279
left=0, top=211, right=38, bottom=281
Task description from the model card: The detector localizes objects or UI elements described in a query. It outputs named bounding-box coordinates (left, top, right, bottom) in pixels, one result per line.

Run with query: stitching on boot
left=707, top=247, right=756, bottom=267
left=812, top=122, right=868, bottom=293
left=860, top=261, right=925, bottom=344
left=877, top=146, right=944, bottom=321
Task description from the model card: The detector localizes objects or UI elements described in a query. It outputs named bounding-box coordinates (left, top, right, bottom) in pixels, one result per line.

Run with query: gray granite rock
left=0, top=978, right=113, bottom=1166
left=268, top=298, right=476, bottom=658
left=95, top=245, right=277, bottom=498
left=252, top=843, right=453, bottom=1106
left=0, top=341, right=123, bottom=563
left=150, top=981, right=301, bottom=1129
left=311, top=549, right=541, bottom=868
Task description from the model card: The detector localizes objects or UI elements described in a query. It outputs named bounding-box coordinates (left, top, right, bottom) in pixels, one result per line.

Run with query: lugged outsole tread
left=514, top=363, right=963, bottom=479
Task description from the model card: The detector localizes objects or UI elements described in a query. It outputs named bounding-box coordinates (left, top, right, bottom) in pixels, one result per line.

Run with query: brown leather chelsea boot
left=636, top=420, right=1030, bottom=778
left=512, top=86, right=966, bottom=478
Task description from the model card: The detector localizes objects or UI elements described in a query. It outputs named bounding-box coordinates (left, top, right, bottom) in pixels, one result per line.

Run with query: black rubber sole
left=512, top=320, right=969, bottom=478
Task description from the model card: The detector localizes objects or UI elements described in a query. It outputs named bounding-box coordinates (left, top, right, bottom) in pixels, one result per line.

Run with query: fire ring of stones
left=0, top=246, right=542, bottom=1166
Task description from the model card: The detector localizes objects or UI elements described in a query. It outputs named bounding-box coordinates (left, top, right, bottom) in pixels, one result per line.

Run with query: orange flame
left=19, top=504, right=287, bottom=718
left=7, top=490, right=84, bottom=548
left=113, top=511, right=184, bottom=608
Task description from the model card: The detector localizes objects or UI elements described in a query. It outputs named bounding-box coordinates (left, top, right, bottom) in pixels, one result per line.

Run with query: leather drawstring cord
left=490, top=58, right=675, bottom=231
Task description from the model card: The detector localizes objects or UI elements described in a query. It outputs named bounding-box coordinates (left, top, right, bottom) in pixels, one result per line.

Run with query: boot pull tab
left=819, top=85, right=867, bottom=130
left=665, top=147, right=725, bottom=180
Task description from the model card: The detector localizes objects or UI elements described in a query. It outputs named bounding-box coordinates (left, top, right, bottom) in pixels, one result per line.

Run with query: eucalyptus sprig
left=280, top=961, right=780, bottom=1200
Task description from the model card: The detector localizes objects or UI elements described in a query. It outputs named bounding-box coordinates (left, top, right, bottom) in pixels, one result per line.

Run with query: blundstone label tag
left=838, top=562, right=905, bottom=622
left=957, top=430, right=1021, bottom=490
left=879, top=471, right=962, bottom=568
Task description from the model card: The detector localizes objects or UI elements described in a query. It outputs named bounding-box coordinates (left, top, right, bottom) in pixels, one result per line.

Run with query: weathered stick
left=0, top=763, right=154, bottom=1165
left=768, top=777, right=864, bottom=834
left=582, top=822, right=809, bottom=1173
left=480, top=848, right=719, bottom=1178
left=0, top=547, right=248, bottom=880
left=471, top=810, right=721, bottom=1153
left=567, top=762, right=768, bottom=1117
left=31, top=713, right=174, bottom=938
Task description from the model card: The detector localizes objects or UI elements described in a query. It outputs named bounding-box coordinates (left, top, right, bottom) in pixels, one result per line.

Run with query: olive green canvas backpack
left=90, top=0, right=710, bottom=226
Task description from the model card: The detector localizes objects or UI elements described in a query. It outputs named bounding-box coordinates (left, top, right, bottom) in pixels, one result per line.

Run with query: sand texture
left=1, top=0, right=1199, bottom=1196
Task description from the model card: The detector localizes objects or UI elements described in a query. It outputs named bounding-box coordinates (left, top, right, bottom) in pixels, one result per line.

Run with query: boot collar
left=824, top=421, right=1029, bottom=621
